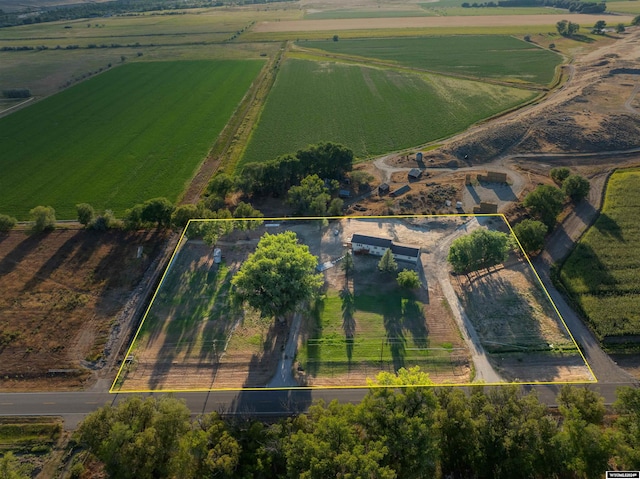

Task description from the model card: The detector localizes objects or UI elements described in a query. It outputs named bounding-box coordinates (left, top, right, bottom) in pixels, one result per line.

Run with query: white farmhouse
left=350, top=233, right=420, bottom=264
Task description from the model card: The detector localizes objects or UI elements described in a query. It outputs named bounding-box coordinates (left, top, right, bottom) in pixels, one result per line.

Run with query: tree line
left=0, top=142, right=355, bottom=235
left=9, top=380, right=636, bottom=478
left=514, top=167, right=590, bottom=255
left=462, top=0, right=606, bottom=13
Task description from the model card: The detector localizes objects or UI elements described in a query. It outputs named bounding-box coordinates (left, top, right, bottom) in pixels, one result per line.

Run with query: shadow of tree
left=402, top=295, right=428, bottom=349
left=0, top=231, right=49, bottom=278
left=340, top=287, right=356, bottom=365
left=593, top=213, right=622, bottom=241
left=243, top=319, right=287, bottom=387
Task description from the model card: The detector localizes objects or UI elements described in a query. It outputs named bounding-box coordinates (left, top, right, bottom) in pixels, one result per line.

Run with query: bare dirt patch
left=450, top=255, right=592, bottom=382
left=421, top=28, right=640, bottom=165
left=0, top=229, right=168, bottom=391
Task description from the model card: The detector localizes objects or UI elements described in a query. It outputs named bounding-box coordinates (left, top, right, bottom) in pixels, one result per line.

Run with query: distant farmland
left=0, top=60, right=263, bottom=219
left=241, top=59, right=535, bottom=165
left=560, top=169, right=640, bottom=340
left=299, top=36, right=562, bottom=86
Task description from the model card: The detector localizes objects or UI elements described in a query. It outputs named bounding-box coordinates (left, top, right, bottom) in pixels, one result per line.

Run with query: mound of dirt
left=422, top=31, right=640, bottom=164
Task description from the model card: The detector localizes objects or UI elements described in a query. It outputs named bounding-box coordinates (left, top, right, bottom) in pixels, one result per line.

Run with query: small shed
left=478, top=171, right=508, bottom=183
left=378, top=183, right=390, bottom=195
left=408, top=168, right=422, bottom=180
left=339, top=189, right=351, bottom=198
left=390, top=184, right=411, bottom=197
left=473, top=202, right=498, bottom=214
left=213, top=248, right=222, bottom=264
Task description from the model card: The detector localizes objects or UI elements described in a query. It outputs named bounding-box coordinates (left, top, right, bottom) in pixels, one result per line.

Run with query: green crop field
left=607, top=1, right=640, bottom=14
left=240, top=58, right=535, bottom=164
left=298, top=36, right=562, bottom=85
left=560, top=169, right=640, bottom=340
left=0, top=59, right=263, bottom=219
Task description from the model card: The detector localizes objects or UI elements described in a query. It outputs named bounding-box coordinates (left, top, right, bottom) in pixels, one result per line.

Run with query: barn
left=350, top=233, right=420, bottom=263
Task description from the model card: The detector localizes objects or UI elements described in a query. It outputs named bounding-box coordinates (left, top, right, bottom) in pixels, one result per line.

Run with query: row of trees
left=0, top=207, right=55, bottom=234
left=448, top=229, right=513, bottom=276
left=58, top=382, right=640, bottom=479
left=208, top=142, right=354, bottom=201
left=513, top=168, right=590, bottom=254
left=463, top=0, right=605, bottom=12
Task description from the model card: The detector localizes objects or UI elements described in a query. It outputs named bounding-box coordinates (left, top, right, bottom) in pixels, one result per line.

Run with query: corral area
left=560, top=169, right=640, bottom=342
left=0, top=60, right=263, bottom=219
left=0, top=228, right=169, bottom=391
left=114, top=215, right=590, bottom=391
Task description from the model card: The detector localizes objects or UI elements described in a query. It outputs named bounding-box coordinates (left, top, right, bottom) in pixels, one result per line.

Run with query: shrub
left=0, top=214, right=17, bottom=232
left=30, top=206, right=56, bottom=233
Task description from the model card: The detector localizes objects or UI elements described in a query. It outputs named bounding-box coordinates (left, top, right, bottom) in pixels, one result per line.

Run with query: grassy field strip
left=240, top=58, right=535, bottom=164
left=0, top=8, right=287, bottom=41
left=298, top=36, right=562, bottom=86
left=0, top=60, right=263, bottom=219
left=560, top=168, right=640, bottom=340
left=180, top=44, right=286, bottom=201
left=291, top=46, right=549, bottom=91
left=304, top=9, right=436, bottom=20
left=607, top=1, right=640, bottom=14
left=0, top=43, right=276, bottom=98
left=244, top=25, right=565, bottom=42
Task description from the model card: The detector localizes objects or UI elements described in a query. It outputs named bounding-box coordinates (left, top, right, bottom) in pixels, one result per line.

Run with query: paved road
left=0, top=382, right=633, bottom=430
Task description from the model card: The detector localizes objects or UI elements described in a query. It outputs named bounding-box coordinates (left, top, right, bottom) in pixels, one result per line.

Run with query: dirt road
left=533, top=159, right=640, bottom=384
left=431, top=217, right=503, bottom=383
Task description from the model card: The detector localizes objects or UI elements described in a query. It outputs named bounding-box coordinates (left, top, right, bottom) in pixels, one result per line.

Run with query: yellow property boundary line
left=110, top=213, right=595, bottom=393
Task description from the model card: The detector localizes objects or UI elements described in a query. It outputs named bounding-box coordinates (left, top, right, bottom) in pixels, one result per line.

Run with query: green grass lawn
left=298, top=36, right=562, bottom=85
left=560, top=168, right=640, bottom=340
left=297, top=288, right=452, bottom=378
left=240, top=58, right=535, bottom=165
left=0, top=59, right=263, bottom=219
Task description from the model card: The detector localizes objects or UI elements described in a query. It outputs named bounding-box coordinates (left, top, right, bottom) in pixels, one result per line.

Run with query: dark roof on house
left=408, top=168, right=422, bottom=178
left=351, top=234, right=392, bottom=249
left=391, top=243, right=420, bottom=258
left=351, top=235, right=420, bottom=258
left=378, top=183, right=390, bottom=192
left=390, top=184, right=411, bottom=197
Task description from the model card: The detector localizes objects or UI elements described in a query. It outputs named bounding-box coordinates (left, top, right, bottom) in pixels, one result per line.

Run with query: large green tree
left=284, top=401, right=394, bottom=479
left=614, top=386, right=640, bottom=468
left=397, top=269, right=420, bottom=289
left=523, top=185, right=565, bottom=229
left=513, top=219, right=548, bottom=255
left=447, top=229, right=512, bottom=275
left=231, top=231, right=323, bottom=321
left=287, top=174, right=331, bottom=216
left=550, top=167, right=571, bottom=185
left=562, top=174, right=590, bottom=203
left=77, top=396, right=191, bottom=479
left=296, top=142, right=354, bottom=179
